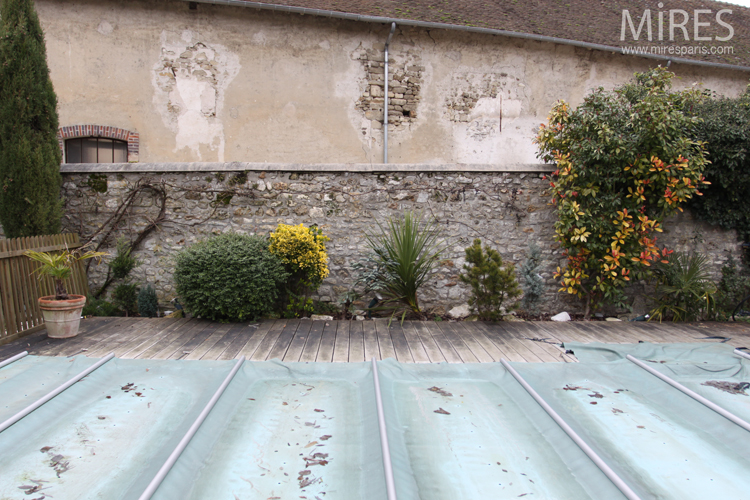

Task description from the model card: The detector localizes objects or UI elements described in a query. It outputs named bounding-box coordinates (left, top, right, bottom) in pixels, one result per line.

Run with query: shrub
left=535, top=68, right=709, bottom=318
left=688, top=88, right=750, bottom=257
left=460, top=239, right=521, bottom=321
left=519, top=242, right=545, bottom=315
left=650, top=252, right=716, bottom=322
left=715, top=254, right=750, bottom=318
left=174, top=232, right=288, bottom=321
left=138, top=284, right=159, bottom=318
left=269, top=223, right=329, bottom=316
left=110, top=238, right=139, bottom=281
left=112, top=283, right=138, bottom=317
left=363, top=211, right=445, bottom=319
left=82, top=295, right=120, bottom=317
left=0, top=0, right=63, bottom=237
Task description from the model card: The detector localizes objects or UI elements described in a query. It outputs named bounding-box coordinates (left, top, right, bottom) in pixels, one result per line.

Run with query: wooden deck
left=2, top=317, right=750, bottom=363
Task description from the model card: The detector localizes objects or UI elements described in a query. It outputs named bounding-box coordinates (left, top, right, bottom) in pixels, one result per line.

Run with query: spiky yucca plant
left=364, top=211, right=445, bottom=319
left=650, top=252, right=717, bottom=322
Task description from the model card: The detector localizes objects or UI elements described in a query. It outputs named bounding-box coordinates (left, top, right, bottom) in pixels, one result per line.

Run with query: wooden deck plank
left=347, top=321, right=365, bottom=362
left=385, top=322, right=414, bottom=363
left=131, top=319, right=210, bottom=360
left=113, top=318, right=192, bottom=358
left=421, top=322, right=462, bottom=363
left=86, top=318, right=181, bottom=358
left=198, top=323, right=250, bottom=360
left=399, top=322, right=430, bottom=363
left=499, top=322, right=564, bottom=363
left=435, top=322, right=480, bottom=363
left=441, top=321, right=492, bottom=363
left=150, top=320, right=215, bottom=360
left=316, top=321, right=337, bottom=362
left=4, top=317, right=750, bottom=364
left=374, top=319, right=397, bottom=361
left=299, top=321, right=327, bottom=363
left=451, top=322, right=502, bottom=362
left=236, top=321, right=275, bottom=360
left=249, top=320, right=288, bottom=361
left=182, top=323, right=234, bottom=360
left=472, top=322, right=533, bottom=362
left=408, top=322, right=447, bottom=363
left=362, top=321, right=380, bottom=361
left=283, top=320, right=314, bottom=362
left=41, top=317, right=142, bottom=357
left=219, top=322, right=271, bottom=360
left=266, top=320, right=302, bottom=361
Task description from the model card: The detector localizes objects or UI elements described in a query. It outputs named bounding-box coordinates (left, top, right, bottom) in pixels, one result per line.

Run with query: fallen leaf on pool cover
left=305, top=441, right=318, bottom=448
left=320, top=435, right=332, bottom=441
left=428, top=386, right=453, bottom=397
left=434, top=408, right=450, bottom=415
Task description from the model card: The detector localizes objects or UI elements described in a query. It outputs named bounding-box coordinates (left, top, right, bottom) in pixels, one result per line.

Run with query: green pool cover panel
left=0, top=356, right=235, bottom=499
left=1, top=342, right=750, bottom=500
left=154, top=361, right=385, bottom=500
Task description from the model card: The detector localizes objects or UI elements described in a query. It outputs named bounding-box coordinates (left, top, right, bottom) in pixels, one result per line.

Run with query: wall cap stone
left=60, top=162, right=555, bottom=173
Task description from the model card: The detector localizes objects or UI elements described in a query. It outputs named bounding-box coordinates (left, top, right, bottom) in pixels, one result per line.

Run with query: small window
left=65, top=137, right=128, bottom=163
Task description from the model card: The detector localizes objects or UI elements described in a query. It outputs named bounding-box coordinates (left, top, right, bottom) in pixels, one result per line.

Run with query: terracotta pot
left=38, top=295, right=87, bottom=339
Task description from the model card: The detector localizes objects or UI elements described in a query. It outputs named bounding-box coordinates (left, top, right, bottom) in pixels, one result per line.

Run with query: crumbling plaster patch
left=152, top=30, right=239, bottom=161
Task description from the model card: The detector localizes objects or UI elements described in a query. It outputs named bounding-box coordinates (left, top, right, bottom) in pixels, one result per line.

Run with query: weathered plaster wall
left=60, top=165, right=742, bottom=316
left=38, top=0, right=750, bottom=167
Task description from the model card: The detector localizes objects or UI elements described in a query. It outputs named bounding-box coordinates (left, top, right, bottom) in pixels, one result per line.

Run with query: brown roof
left=227, top=0, right=750, bottom=68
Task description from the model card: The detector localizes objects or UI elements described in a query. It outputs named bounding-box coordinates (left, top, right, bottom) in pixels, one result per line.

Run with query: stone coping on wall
left=60, top=162, right=555, bottom=174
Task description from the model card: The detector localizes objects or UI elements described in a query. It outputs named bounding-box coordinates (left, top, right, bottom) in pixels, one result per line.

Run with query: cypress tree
left=0, top=0, right=62, bottom=237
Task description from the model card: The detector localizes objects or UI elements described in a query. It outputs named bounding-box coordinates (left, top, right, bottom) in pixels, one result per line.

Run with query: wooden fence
left=0, top=234, right=89, bottom=345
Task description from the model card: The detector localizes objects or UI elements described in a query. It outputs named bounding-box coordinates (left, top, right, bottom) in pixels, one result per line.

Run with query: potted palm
left=24, top=247, right=107, bottom=338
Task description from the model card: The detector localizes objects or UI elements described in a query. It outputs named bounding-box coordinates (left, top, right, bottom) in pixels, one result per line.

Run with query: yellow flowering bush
left=269, top=223, right=330, bottom=287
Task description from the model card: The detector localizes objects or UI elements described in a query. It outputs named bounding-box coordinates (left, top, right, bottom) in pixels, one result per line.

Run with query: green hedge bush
left=174, top=233, right=288, bottom=321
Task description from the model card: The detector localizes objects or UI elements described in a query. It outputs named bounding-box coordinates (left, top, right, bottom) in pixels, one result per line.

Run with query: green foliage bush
left=363, top=211, right=445, bottom=319
left=460, top=239, right=521, bottom=321
left=110, top=238, right=139, bottom=281
left=650, top=252, right=716, bottom=322
left=138, top=284, right=159, bottom=318
left=82, top=295, right=120, bottom=317
left=536, top=68, right=709, bottom=318
left=174, top=232, right=288, bottom=321
left=688, top=88, right=750, bottom=255
left=715, top=254, right=750, bottom=317
left=112, top=283, right=138, bottom=317
left=0, top=0, right=63, bottom=237
left=519, top=243, right=545, bottom=315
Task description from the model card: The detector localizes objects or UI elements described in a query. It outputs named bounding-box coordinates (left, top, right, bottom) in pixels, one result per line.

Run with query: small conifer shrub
left=138, top=284, right=159, bottom=318
left=459, top=239, right=521, bottom=321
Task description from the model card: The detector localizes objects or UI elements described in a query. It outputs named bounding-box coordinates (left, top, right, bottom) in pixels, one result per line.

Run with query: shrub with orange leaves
left=535, top=68, right=709, bottom=318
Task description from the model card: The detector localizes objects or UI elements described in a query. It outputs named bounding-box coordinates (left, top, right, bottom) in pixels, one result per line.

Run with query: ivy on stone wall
left=688, top=86, right=750, bottom=260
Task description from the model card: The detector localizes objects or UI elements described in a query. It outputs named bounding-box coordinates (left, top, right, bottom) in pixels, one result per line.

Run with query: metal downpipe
left=383, top=22, right=396, bottom=164
left=627, top=354, right=750, bottom=433
left=500, top=359, right=642, bottom=500
left=371, top=358, right=398, bottom=500
left=0, top=350, right=28, bottom=369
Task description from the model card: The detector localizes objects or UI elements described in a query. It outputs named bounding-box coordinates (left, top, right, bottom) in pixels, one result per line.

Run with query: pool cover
left=0, top=342, right=749, bottom=499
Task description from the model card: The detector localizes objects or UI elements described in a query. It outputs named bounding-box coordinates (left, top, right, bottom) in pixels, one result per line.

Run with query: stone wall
left=61, top=164, right=742, bottom=316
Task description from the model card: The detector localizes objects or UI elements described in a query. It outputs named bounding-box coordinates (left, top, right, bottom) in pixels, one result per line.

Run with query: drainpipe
left=383, top=22, right=396, bottom=164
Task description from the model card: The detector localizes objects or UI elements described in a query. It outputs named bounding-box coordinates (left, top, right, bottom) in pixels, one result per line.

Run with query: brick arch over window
left=58, top=125, right=139, bottom=163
